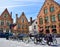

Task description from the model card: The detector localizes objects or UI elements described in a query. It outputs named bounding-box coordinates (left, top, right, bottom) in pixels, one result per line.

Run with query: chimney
left=10, top=12, right=12, bottom=16
left=16, top=14, right=18, bottom=23
left=30, top=17, right=32, bottom=25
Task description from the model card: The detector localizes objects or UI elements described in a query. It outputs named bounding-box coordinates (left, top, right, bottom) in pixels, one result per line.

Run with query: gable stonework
left=37, top=0, right=60, bottom=34
left=16, top=12, right=29, bottom=34
left=0, top=8, right=13, bottom=33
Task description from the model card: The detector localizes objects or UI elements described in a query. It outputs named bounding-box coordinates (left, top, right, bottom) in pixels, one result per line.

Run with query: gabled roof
left=37, top=0, right=60, bottom=17
left=53, top=0, right=60, bottom=6
left=18, top=12, right=28, bottom=22
left=1, top=8, right=11, bottom=17
left=21, top=12, right=25, bottom=16
left=18, top=12, right=25, bottom=18
left=37, top=1, right=45, bottom=17
left=0, top=8, right=13, bottom=20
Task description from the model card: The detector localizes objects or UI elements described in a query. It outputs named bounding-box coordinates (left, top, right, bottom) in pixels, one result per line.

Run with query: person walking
left=45, top=33, right=50, bottom=45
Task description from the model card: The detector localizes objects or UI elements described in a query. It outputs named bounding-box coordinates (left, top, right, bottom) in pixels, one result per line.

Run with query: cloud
left=0, top=4, right=36, bottom=9
left=13, top=0, right=44, bottom=2
left=0, top=0, right=44, bottom=9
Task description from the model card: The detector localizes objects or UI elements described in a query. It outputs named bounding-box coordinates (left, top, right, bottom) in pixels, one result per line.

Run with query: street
left=0, top=38, right=60, bottom=47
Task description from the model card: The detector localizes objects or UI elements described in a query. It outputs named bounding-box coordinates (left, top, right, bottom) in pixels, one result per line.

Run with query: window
left=51, top=25, right=56, bottom=29
left=51, top=15, right=56, bottom=22
left=34, top=25, right=36, bottom=29
left=45, top=26, right=49, bottom=29
left=45, top=16, right=49, bottom=23
left=50, top=6, right=54, bottom=12
left=4, top=14, right=8, bottom=18
left=39, top=18, right=43, bottom=24
left=18, top=24, right=20, bottom=29
left=6, top=21, right=10, bottom=26
left=1, top=20, right=4, bottom=26
left=21, top=18, right=24, bottom=23
left=22, top=25, right=24, bottom=29
left=6, top=29, right=9, bottom=32
left=52, top=25, right=56, bottom=33
left=0, top=20, right=1, bottom=25
left=25, top=25, right=27, bottom=29
left=36, top=22, right=37, bottom=24
left=58, top=14, right=60, bottom=21
left=44, top=8, right=48, bottom=14
left=7, top=22, right=10, bottom=26
left=0, top=28, right=3, bottom=32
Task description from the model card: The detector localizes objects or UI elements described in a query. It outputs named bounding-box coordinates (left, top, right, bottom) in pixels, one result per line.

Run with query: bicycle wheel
left=34, top=38, right=37, bottom=43
left=53, top=39, right=57, bottom=45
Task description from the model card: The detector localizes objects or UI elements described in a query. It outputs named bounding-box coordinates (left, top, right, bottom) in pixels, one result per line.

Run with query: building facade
left=29, top=18, right=38, bottom=35
left=0, top=8, right=13, bottom=33
left=16, top=12, right=29, bottom=34
left=37, top=0, right=60, bottom=34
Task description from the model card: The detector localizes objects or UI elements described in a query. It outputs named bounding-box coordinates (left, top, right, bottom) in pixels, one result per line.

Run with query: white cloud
left=13, top=0, right=44, bottom=2
left=0, top=4, right=36, bottom=9
left=0, top=0, right=44, bottom=9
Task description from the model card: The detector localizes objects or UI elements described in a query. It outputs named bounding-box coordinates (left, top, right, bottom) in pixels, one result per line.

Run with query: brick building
left=16, top=12, right=29, bottom=34
left=37, top=0, right=60, bottom=34
left=0, top=8, right=13, bottom=33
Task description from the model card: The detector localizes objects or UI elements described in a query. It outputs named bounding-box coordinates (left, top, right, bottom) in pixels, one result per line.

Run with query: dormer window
left=4, top=14, right=8, bottom=18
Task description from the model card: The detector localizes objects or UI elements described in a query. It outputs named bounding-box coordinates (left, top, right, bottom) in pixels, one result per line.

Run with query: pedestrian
left=45, top=33, right=50, bottom=45
left=48, top=34, right=53, bottom=45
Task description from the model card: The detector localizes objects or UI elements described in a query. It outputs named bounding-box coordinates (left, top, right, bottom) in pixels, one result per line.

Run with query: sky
left=0, top=0, right=60, bottom=23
